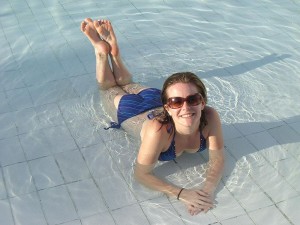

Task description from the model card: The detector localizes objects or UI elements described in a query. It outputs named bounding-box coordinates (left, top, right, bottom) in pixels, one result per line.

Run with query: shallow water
left=1, top=0, right=300, bottom=225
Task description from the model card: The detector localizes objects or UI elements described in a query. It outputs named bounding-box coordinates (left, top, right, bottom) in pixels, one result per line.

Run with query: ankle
left=95, top=50, right=108, bottom=59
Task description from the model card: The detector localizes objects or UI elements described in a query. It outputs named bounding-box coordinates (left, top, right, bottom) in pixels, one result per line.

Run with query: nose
left=181, top=101, right=190, bottom=110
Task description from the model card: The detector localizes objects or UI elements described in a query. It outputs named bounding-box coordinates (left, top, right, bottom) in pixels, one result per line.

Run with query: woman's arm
left=135, top=120, right=213, bottom=215
left=135, top=120, right=181, bottom=197
left=202, top=107, right=225, bottom=202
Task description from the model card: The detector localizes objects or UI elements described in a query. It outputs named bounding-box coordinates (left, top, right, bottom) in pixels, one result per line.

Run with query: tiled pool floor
left=1, top=0, right=300, bottom=225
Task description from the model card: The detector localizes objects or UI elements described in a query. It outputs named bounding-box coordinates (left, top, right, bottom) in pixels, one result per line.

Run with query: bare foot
left=94, top=19, right=119, bottom=57
left=81, top=18, right=110, bottom=55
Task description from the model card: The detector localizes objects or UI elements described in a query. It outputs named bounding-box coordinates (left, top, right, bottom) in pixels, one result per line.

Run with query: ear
left=201, top=100, right=206, bottom=110
left=164, top=104, right=172, bottom=116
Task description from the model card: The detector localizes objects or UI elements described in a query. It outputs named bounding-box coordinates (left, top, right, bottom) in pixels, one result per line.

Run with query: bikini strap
left=104, top=122, right=121, bottom=130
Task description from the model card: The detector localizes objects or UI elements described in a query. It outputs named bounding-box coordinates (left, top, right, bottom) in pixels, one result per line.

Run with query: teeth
left=181, top=113, right=193, bottom=118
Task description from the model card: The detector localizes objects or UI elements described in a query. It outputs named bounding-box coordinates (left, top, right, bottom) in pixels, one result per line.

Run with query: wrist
left=177, top=188, right=185, bottom=200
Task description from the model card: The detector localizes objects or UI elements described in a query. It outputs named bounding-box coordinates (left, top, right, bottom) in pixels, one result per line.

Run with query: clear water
left=0, top=0, right=300, bottom=225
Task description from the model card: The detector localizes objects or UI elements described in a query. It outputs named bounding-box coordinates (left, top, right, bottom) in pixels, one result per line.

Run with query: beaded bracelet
left=177, top=188, right=185, bottom=200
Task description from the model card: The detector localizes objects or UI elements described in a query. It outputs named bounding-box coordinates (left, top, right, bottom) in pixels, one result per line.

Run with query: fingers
left=195, top=189, right=210, bottom=197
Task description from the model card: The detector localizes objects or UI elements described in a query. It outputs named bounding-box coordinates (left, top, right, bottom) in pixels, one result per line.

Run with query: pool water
left=0, top=0, right=300, bottom=225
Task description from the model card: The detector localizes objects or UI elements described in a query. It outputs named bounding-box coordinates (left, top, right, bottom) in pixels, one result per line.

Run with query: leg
left=81, top=18, right=116, bottom=90
left=94, top=20, right=133, bottom=86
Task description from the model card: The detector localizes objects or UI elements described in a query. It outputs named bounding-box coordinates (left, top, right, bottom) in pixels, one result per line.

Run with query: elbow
left=134, top=167, right=144, bottom=183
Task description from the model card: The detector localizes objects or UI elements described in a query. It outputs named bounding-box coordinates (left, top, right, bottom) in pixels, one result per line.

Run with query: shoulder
left=204, top=106, right=221, bottom=122
left=138, top=119, right=171, bottom=165
left=141, top=119, right=169, bottom=139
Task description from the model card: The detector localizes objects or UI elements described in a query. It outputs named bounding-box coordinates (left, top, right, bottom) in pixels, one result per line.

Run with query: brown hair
left=157, top=72, right=208, bottom=131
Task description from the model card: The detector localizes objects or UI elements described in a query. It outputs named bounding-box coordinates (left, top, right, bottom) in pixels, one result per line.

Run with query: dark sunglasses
left=167, top=93, right=203, bottom=109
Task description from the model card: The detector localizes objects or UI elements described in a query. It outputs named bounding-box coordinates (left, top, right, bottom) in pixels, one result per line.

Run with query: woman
left=81, top=18, right=224, bottom=216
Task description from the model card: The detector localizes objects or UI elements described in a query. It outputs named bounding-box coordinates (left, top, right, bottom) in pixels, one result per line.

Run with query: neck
left=174, top=124, right=199, bottom=136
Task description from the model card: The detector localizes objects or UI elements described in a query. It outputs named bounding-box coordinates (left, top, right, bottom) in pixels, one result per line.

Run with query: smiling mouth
left=180, top=113, right=195, bottom=118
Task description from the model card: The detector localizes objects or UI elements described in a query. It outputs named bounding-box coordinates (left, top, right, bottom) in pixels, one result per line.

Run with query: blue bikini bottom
left=105, top=88, right=163, bottom=129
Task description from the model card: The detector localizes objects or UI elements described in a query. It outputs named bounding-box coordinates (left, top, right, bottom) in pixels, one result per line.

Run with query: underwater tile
left=249, top=205, right=291, bottom=225
left=29, top=156, right=64, bottom=190
left=3, top=162, right=36, bottom=197
left=39, top=185, right=78, bottom=225
left=10, top=192, right=47, bottom=225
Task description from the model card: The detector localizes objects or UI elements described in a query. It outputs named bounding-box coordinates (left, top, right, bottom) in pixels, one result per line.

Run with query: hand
left=178, top=189, right=214, bottom=216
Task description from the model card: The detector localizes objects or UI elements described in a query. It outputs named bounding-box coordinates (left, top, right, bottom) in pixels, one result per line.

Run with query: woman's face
left=164, top=82, right=205, bottom=129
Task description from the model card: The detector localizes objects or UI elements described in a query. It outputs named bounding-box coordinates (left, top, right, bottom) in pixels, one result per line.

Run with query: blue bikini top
left=158, top=131, right=207, bottom=161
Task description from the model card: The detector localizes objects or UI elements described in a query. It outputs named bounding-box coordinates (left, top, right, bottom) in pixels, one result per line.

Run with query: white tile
left=19, top=130, right=52, bottom=160
left=247, top=131, right=278, bottom=150
left=10, top=192, right=47, bottom=225
left=112, top=204, right=149, bottom=225
left=39, top=186, right=78, bottom=225
left=3, top=162, right=36, bottom=197
left=140, top=196, right=185, bottom=225
left=81, top=212, right=115, bottom=225
left=289, top=121, right=300, bottom=134
left=277, top=196, right=300, bottom=225
left=35, top=103, right=65, bottom=129
left=29, top=156, right=64, bottom=190
left=249, top=205, right=291, bottom=225
left=95, top=173, right=137, bottom=210
left=234, top=122, right=265, bottom=136
left=0, top=91, right=11, bottom=114
left=13, top=107, right=41, bottom=134
left=221, top=214, right=255, bottom=225
left=34, top=125, right=77, bottom=154
left=71, top=75, right=97, bottom=97
left=54, top=46, right=87, bottom=78
left=268, top=125, right=300, bottom=146
left=55, top=150, right=90, bottom=183
left=6, top=87, right=34, bottom=111
left=225, top=137, right=267, bottom=166
left=226, top=175, right=273, bottom=212
left=68, top=120, right=103, bottom=148
left=58, top=98, right=94, bottom=124
left=211, top=187, right=245, bottom=221
left=122, top=167, right=163, bottom=202
left=81, top=144, right=119, bottom=178
left=0, top=112, right=17, bottom=139
left=0, top=137, right=26, bottom=166
left=0, top=199, right=14, bottom=225
left=28, top=79, right=78, bottom=106
left=247, top=131, right=290, bottom=162
left=0, top=70, right=25, bottom=90
left=0, top=168, right=7, bottom=199
left=274, top=158, right=300, bottom=191
left=250, top=164, right=298, bottom=203
left=67, top=179, right=107, bottom=218
left=60, top=220, right=82, bottom=225
left=105, top=136, right=139, bottom=170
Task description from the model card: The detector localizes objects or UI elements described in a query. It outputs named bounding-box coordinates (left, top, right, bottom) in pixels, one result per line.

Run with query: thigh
left=100, top=86, right=126, bottom=122
left=121, top=83, right=149, bottom=94
left=121, top=110, right=149, bottom=138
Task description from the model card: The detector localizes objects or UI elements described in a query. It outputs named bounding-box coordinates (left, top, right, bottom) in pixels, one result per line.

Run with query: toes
left=80, top=21, right=87, bottom=32
left=85, top=18, right=93, bottom=24
left=94, top=20, right=100, bottom=27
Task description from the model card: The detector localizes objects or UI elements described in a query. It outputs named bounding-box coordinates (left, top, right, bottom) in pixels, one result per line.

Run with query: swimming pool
left=0, top=0, right=300, bottom=224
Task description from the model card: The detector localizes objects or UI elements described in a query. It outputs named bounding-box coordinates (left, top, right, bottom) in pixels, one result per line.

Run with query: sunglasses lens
left=168, top=97, right=184, bottom=109
left=187, top=94, right=202, bottom=106
left=167, top=94, right=202, bottom=109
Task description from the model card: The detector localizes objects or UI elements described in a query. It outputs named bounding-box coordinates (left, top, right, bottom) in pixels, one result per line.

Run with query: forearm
left=202, top=149, right=224, bottom=194
left=134, top=163, right=181, bottom=198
